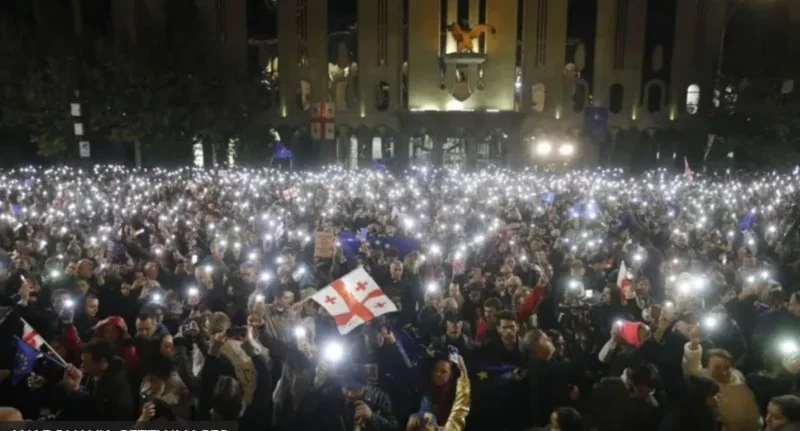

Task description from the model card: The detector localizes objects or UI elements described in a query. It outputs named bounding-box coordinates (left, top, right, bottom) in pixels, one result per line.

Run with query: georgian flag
left=311, top=268, right=398, bottom=334
left=617, top=261, right=633, bottom=297
left=22, top=319, right=46, bottom=349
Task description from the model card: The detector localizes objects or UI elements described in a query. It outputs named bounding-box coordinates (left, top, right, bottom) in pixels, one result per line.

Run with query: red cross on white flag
left=311, top=267, right=398, bottom=334
left=22, top=319, right=46, bottom=349
left=310, top=102, right=336, bottom=140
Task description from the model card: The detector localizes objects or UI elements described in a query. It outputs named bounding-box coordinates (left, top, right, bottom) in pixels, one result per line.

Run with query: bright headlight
left=558, top=144, right=575, bottom=156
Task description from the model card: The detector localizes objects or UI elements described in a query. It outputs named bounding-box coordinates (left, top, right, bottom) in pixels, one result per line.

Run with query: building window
left=686, top=84, right=700, bottom=114
left=573, top=81, right=587, bottom=112
left=646, top=83, right=663, bottom=113
left=609, top=83, right=624, bottom=114
left=376, top=81, right=390, bottom=111
left=297, top=80, right=311, bottom=110
left=532, top=83, right=546, bottom=112
left=372, top=137, right=383, bottom=160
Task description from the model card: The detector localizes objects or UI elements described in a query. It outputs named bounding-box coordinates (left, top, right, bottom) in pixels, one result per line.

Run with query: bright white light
left=323, top=341, right=345, bottom=363
left=188, top=287, right=199, bottom=297
left=248, top=252, right=257, bottom=261
left=260, top=272, right=271, bottom=281
left=779, top=339, right=799, bottom=356
left=633, top=253, right=643, bottom=262
left=703, top=315, right=718, bottom=330
left=558, top=144, right=575, bottom=156
left=430, top=244, right=442, bottom=255
left=426, top=282, right=440, bottom=293
left=63, top=298, right=75, bottom=308
left=535, top=141, right=552, bottom=156
left=446, top=100, right=464, bottom=111
left=760, top=270, right=770, bottom=280
left=294, top=327, right=307, bottom=339
left=569, top=280, right=580, bottom=290
left=584, top=290, right=594, bottom=299
left=152, top=293, right=162, bottom=303
left=255, top=293, right=265, bottom=302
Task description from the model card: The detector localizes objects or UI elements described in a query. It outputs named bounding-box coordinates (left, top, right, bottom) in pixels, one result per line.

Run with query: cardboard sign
left=314, top=231, right=335, bottom=258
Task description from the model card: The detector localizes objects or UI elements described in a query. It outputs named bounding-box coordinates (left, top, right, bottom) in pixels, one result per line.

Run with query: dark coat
left=58, top=356, right=134, bottom=421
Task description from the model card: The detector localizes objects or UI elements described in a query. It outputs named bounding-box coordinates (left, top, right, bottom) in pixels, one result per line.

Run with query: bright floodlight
left=323, top=341, right=345, bottom=363
left=535, top=141, right=552, bottom=156
left=558, top=143, right=575, bottom=156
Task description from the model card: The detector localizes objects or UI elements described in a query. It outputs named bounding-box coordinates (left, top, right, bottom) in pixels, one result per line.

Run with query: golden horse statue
left=447, top=22, right=496, bottom=53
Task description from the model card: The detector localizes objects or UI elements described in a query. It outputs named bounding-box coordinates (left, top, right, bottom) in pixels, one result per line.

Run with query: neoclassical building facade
left=249, top=0, right=729, bottom=168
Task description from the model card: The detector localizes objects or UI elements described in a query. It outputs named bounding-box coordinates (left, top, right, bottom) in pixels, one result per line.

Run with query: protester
left=0, top=164, right=798, bottom=431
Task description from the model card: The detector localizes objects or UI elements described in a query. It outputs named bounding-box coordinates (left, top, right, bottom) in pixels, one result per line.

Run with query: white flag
left=311, top=268, right=398, bottom=334
left=22, top=319, right=46, bottom=349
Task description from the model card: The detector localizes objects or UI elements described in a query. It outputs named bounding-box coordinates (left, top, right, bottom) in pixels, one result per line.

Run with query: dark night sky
left=248, top=0, right=357, bottom=38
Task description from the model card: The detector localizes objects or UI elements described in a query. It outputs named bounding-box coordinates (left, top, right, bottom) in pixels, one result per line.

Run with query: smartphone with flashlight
left=447, top=345, right=460, bottom=363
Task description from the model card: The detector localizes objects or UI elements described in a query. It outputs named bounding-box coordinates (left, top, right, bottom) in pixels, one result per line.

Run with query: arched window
left=532, top=83, right=546, bottom=112
left=647, top=83, right=663, bottom=113
left=573, top=81, right=587, bottom=112
left=686, top=84, right=700, bottom=114
left=609, top=83, right=624, bottom=114
left=297, top=80, right=311, bottom=111
left=371, top=137, right=383, bottom=160
left=376, top=81, right=390, bottom=111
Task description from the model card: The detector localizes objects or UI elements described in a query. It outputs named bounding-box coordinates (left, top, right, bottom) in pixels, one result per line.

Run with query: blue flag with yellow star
left=13, top=336, right=39, bottom=385
left=473, top=363, right=519, bottom=382
left=338, top=231, right=420, bottom=262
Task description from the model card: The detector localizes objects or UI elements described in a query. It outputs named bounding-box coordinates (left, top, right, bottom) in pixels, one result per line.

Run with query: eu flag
left=13, top=336, right=39, bottom=385
left=739, top=210, right=757, bottom=231
left=337, top=231, right=420, bottom=262
left=272, top=141, right=294, bottom=160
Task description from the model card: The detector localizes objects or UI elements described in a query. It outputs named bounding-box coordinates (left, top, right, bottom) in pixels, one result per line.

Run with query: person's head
left=76, top=259, right=93, bottom=279
left=156, top=334, right=174, bottom=358
left=390, top=260, right=404, bottom=280
left=144, top=261, right=159, bottom=280
left=0, top=407, right=23, bottom=422
left=274, top=287, right=295, bottom=309
left=84, top=293, right=99, bottom=317
left=81, top=339, right=114, bottom=377
left=448, top=283, right=461, bottom=298
left=211, top=376, right=244, bottom=420
left=767, top=395, right=800, bottom=431
left=483, top=297, right=502, bottom=322
left=248, top=302, right=267, bottom=328
left=788, top=292, right=800, bottom=318
left=431, top=359, right=453, bottom=387
left=120, top=282, right=132, bottom=296
left=444, top=311, right=463, bottom=339
left=569, top=260, right=585, bottom=278
left=545, top=330, right=565, bottom=356
left=136, top=310, right=158, bottom=339
left=548, top=407, right=584, bottom=431
left=706, top=349, right=734, bottom=384
left=494, top=310, right=519, bottom=345
left=626, top=362, right=658, bottom=398
left=523, top=328, right=555, bottom=360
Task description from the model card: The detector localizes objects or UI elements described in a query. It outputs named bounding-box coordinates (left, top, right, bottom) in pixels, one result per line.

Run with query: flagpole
left=22, top=318, right=69, bottom=366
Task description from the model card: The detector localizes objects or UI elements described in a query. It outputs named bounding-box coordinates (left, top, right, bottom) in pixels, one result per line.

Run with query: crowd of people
left=0, top=164, right=800, bottom=431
